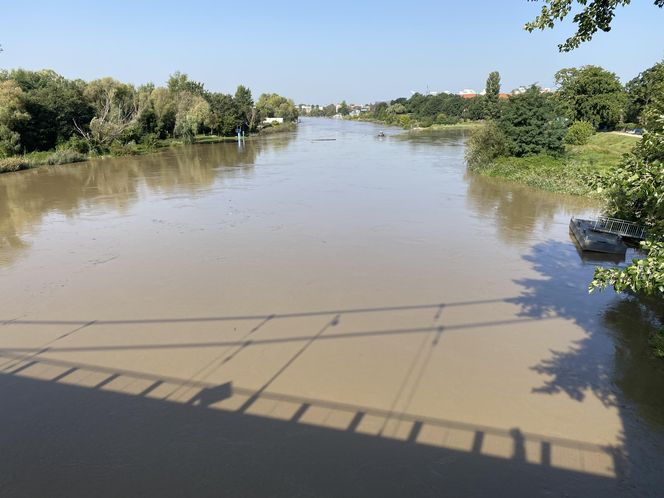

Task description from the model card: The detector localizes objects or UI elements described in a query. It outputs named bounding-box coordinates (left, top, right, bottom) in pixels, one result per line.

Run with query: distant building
left=511, top=86, right=555, bottom=95
left=455, top=88, right=511, bottom=100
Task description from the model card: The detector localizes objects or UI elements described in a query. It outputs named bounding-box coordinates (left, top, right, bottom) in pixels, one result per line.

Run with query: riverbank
left=471, top=132, right=641, bottom=196
left=348, top=115, right=484, bottom=131
left=0, top=123, right=296, bottom=175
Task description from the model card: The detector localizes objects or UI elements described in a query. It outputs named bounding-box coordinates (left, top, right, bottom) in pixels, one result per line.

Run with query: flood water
left=1, top=118, right=664, bottom=497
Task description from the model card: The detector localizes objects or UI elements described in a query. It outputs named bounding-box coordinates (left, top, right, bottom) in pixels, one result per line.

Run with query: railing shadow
left=0, top=353, right=622, bottom=498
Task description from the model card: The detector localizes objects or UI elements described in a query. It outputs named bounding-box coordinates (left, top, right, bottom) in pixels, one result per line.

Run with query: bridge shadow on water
left=2, top=240, right=664, bottom=496
left=0, top=369, right=621, bottom=498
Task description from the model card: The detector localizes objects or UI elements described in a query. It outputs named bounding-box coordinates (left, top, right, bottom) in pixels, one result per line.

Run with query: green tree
left=234, top=85, right=256, bottom=130
left=0, top=80, right=30, bottom=156
left=484, top=71, right=501, bottom=119
left=338, top=101, right=350, bottom=116
left=386, top=103, right=406, bottom=115
left=173, top=93, right=210, bottom=143
left=205, top=92, right=240, bottom=136
left=167, top=71, right=205, bottom=96
left=150, top=87, right=177, bottom=138
left=525, top=0, right=664, bottom=52
left=8, top=69, right=92, bottom=151
left=555, top=65, right=626, bottom=129
left=256, top=93, right=299, bottom=122
left=498, top=85, right=566, bottom=156
left=625, top=59, right=664, bottom=124
left=74, top=77, right=141, bottom=151
left=464, top=95, right=487, bottom=121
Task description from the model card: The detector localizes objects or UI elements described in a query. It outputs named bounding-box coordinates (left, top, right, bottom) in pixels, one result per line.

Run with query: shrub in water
left=418, top=117, right=434, bottom=128
left=46, top=149, right=87, bottom=165
left=0, top=157, right=29, bottom=173
left=565, top=121, right=595, bottom=145
left=465, top=122, right=507, bottom=170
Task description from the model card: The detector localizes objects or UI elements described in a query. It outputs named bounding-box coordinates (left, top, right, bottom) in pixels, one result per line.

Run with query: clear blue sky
left=1, top=0, right=662, bottom=104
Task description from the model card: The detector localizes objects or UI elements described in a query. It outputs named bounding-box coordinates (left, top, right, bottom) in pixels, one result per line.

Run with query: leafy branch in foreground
left=525, top=0, right=664, bottom=52
left=590, top=98, right=664, bottom=297
left=591, top=241, right=664, bottom=295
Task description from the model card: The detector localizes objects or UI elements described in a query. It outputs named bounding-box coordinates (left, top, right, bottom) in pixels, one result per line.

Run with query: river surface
left=1, top=118, right=664, bottom=497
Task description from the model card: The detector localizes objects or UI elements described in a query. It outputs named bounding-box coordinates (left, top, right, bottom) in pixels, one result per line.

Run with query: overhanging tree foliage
left=591, top=86, right=664, bottom=296
left=525, top=0, right=664, bottom=52
left=625, top=59, right=664, bottom=124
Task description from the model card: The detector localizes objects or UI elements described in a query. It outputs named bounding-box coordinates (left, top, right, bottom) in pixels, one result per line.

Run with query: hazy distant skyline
left=2, top=0, right=662, bottom=103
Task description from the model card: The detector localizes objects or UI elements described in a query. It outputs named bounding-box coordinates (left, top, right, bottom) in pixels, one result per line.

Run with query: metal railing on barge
left=592, top=216, right=647, bottom=240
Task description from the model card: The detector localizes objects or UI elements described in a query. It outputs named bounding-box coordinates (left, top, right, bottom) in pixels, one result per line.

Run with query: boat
left=569, top=217, right=627, bottom=255
left=377, top=131, right=385, bottom=138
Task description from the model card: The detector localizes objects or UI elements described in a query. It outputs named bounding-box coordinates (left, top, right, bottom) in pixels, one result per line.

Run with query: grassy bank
left=474, top=132, right=641, bottom=196
left=410, top=122, right=485, bottom=131
left=349, top=114, right=484, bottom=131
left=0, top=124, right=296, bottom=174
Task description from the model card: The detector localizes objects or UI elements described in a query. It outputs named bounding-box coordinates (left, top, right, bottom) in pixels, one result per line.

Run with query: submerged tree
left=74, top=79, right=141, bottom=152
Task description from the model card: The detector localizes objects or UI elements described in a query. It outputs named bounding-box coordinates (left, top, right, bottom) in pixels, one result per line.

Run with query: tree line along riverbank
left=339, top=60, right=664, bottom=353
left=0, top=69, right=298, bottom=174
left=462, top=62, right=662, bottom=198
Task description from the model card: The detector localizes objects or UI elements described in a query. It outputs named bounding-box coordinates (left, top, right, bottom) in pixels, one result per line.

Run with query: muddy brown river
left=1, top=118, right=664, bottom=497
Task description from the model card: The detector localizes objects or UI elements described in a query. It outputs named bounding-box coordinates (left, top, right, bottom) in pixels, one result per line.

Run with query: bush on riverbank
left=565, top=121, right=595, bottom=145
left=0, top=157, right=29, bottom=173
left=46, top=149, right=87, bottom=165
left=259, top=122, right=297, bottom=135
left=465, top=122, right=506, bottom=170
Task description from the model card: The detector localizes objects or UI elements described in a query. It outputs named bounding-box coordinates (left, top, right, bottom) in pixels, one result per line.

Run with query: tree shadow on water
left=511, top=239, right=664, bottom=492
